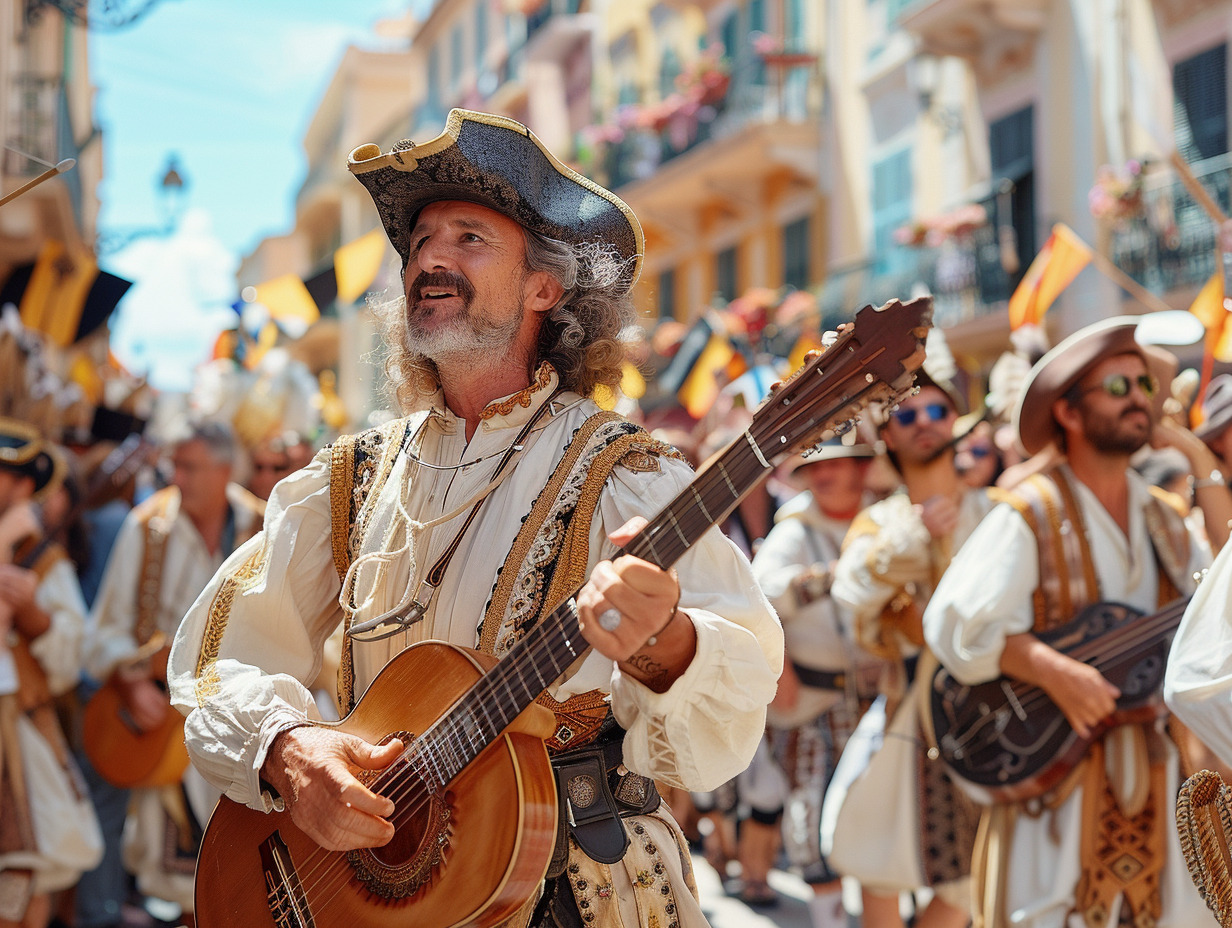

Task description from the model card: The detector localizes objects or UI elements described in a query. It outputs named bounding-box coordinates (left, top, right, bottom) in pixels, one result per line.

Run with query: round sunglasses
left=1077, top=373, right=1158, bottom=400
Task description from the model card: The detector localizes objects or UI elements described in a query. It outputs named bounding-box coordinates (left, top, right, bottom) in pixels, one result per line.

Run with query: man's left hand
left=577, top=516, right=697, bottom=692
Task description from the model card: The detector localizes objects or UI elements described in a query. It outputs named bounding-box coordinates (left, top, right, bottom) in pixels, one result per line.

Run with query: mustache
left=407, top=270, right=476, bottom=308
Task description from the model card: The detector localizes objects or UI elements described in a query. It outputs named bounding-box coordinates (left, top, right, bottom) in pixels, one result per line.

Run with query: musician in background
left=924, top=316, right=1222, bottom=927
left=167, top=109, right=780, bottom=928
left=825, top=360, right=993, bottom=928
left=0, top=419, right=101, bottom=928
left=85, top=422, right=262, bottom=926
left=750, top=433, right=885, bottom=927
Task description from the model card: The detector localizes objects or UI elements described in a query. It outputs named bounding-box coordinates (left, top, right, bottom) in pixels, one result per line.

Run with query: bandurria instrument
left=194, top=297, right=932, bottom=928
left=928, top=596, right=1190, bottom=804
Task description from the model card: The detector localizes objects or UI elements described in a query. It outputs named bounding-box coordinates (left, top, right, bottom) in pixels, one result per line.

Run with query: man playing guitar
left=923, top=315, right=1228, bottom=928
left=167, top=109, right=783, bottom=928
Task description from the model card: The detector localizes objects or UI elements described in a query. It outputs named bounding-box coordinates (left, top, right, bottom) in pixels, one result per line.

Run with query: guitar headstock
left=750, top=296, right=932, bottom=461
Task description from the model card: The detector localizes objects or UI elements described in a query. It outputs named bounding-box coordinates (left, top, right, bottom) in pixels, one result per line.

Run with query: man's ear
left=1052, top=396, right=1082, bottom=439
left=523, top=271, right=564, bottom=316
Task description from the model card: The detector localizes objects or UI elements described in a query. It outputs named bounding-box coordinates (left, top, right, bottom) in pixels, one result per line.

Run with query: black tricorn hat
left=0, top=417, right=64, bottom=501
left=348, top=109, right=645, bottom=287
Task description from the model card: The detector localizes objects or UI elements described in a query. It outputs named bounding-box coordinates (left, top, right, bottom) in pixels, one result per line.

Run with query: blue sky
left=91, top=0, right=415, bottom=388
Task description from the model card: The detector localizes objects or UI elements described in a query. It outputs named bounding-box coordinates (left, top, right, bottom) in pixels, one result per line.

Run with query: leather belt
left=547, top=725, right=660, bottom=874
left=790, top=661, right=848, bottom=691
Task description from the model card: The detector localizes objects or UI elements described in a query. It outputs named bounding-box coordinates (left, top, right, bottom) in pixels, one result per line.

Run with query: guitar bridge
left=260, top=831, right=316, bottom=928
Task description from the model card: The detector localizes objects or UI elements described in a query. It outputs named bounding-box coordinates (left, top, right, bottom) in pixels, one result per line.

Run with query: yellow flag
left=334, top=229, right=388, bottom=304
left=253, top=274, right=320, bottom=327
left=1189, top=270, right=1232, bottom=361
left=787, top=331, right=824, bottom=372
left=20, top=240, right=99, bottom=347
left=677, top=333, right=735, bottom=418
left=1007, top=224, right=1093, bottom=330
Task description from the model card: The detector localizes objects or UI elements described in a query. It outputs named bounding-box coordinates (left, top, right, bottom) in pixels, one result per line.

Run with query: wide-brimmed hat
left=1195, top=373, right=1232, bottom=442
left=0, top=417, right=64, bottom=501
left=348, top=109, right=644, bottom=286
left=1013, top=316, right=1149, bottom=456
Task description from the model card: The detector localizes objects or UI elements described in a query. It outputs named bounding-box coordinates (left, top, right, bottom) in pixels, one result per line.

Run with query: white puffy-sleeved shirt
left=922, top=466, right=1211, bottom=928
left=1165, top=535, right=1232, bottom=766
left=168, top=371, right=782, bottom=812
left=752, top=491, right=883, bottom=727
left=28, top=555, right=89, bottom=696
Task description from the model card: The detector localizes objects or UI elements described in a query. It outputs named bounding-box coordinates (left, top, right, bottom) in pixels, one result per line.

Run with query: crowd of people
left=6, top=105, right=1232, bottom=928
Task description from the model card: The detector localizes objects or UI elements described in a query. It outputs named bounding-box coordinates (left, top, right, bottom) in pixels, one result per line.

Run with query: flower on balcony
left=1088, top=160, right=1144, bottom=225
left=675, top=43, right=731, bottom=107
left=894, top=203, right=988, bottom=247
left=751, top=32, right=817, bottom=68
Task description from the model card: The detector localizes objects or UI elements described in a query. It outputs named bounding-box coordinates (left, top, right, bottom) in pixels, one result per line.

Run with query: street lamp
left=96, top=153, right=189, bottom=254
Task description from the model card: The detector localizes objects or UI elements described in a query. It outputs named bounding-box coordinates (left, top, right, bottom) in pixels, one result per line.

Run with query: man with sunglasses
left=823, top=367, right=996, bottom=928
left=924, top=316, right=1224, bottom=928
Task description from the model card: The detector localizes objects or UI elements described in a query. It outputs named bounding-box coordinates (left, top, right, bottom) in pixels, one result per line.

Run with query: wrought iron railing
left=1109, top=152, right=1232, bottom=295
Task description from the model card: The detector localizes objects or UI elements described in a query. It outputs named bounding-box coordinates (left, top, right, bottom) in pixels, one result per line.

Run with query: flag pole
left=0, top=159, right=76, bottom=209
left=1084, top=245, right=1175, bottom=314
left=1169, top=150, right=1230, bottom=224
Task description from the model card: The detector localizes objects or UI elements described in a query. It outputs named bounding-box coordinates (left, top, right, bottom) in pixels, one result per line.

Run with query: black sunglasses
left=1078, top=373, right=1158, bottom=400
left=892, top=402, right=951, bottom=427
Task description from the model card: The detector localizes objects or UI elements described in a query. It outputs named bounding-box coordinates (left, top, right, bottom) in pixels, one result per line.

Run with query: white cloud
left=107, top=208, right=240, bottom=392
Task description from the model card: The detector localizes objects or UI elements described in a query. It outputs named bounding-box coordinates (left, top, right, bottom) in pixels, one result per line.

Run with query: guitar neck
left=1073, top=595, right=1190, bottom=674
left=405, top=297, right=931, bottom=789
left=414, top=436, right=775, bottom=786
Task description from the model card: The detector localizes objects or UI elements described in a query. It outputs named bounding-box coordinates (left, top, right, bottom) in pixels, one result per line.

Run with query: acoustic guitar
left=928, top=595, right=1190, bottom=804
left=193, top=297, right=932, bottom=928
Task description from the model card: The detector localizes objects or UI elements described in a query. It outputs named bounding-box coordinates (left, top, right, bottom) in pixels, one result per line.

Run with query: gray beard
left=404, top=299, right=525, bottom=365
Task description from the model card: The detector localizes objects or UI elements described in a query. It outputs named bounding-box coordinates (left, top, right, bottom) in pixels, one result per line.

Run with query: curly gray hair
left=375, top=229, right=638, bottom=412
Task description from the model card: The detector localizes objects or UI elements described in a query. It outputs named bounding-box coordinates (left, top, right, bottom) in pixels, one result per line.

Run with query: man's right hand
left=1000, top=632, right=1120, bottom=739
left=114, top=671, right=173, bottom=733
left=261, top=725, right=404, bottom=852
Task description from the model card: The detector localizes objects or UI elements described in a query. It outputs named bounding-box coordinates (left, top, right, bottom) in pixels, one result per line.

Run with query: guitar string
left=259, top=333, right=915, bottom=911
left=944, top=599, right=1191, bottom=757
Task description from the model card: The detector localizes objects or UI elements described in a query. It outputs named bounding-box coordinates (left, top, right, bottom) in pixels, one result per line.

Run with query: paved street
left=691, top=853, right=818, bottom=928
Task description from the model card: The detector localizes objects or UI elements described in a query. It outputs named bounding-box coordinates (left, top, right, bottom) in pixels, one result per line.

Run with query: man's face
left=402, top=200, right=539, bottom=364
left=882, top=386, right=957, bottom=467
left=171, top=440, right=231, bottom=515
left=798, top=457, right=870, bottom=518
left=1065, top=353, right=1154, bottom=456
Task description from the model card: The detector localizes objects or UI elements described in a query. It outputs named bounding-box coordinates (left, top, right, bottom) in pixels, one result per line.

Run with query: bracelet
left=644, top=602, right=679, bottom=649
left=1194, top=469, right=1226, bottom=490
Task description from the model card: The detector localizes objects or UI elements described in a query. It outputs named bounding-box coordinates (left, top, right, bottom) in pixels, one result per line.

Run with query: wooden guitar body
left=81, top=677, right=188, bottom=789
left=929, top=598, right=1188, bottom=803
left=195, top=641, right=559, bottom=928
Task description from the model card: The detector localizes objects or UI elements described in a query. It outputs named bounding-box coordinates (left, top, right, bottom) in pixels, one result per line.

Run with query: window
left=989, top=106, right=1035, bottom=287
left=451, top=24, right=465, bottom=90
left=475, top=2, right=488, bottom=71
left=783, top=217, right=810, bottom=290
left=716, top=246, right=738, bottom=302
left=658, top=268, right=676, bottom=319
left=871, top=147, right=912, bottom=275
left=1174, top=44, right=1228, bottom=162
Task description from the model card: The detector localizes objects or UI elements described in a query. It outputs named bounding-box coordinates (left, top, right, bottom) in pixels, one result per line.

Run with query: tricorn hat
left=1195, top=373, right=1232, bottom=442
left=0, top=417, right=64, bottom=501
left=1012, top=316, right=1147, bottom=456
left=348, top=109, right=644, bottom=287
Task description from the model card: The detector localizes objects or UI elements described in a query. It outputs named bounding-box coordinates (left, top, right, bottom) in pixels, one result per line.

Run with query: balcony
left=1109, top=152, right=1230, bottom=297
left=524, top=0, right=590, bottom=61
left=595, top=55, right=821, bottom=202
left=4, top=75, right=65, bottom=176
left=898, top=0, right=1048, bottom=82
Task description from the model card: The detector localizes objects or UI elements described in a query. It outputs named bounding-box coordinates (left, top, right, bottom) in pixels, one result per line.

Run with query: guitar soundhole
left=346, top=731, right=454, bottom=900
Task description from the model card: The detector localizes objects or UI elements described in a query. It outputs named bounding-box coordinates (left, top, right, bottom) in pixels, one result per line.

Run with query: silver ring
left=597, top=607, right=623, bottom=632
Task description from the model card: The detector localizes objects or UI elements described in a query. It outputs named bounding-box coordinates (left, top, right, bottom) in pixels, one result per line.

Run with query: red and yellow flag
left=1188, top=269, right=1232, bottom=361
left=1007, top=223, right=1094, bottom=330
